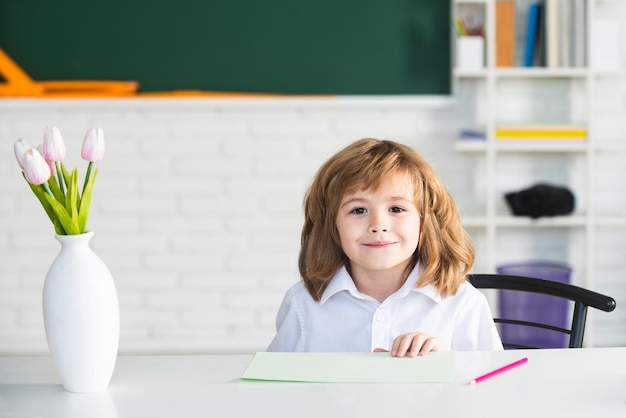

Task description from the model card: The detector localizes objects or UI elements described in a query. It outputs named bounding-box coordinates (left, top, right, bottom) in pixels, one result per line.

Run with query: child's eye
left=350, top=207, right=367, bottom=215
left=389, top=206, right=404, bottom=213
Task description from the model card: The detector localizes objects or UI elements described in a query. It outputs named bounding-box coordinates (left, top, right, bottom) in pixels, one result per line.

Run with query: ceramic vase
left=43, top=231, right=119, bottom=393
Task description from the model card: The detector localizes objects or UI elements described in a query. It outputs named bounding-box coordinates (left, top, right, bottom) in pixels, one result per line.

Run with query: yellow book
left=495, top=124, right=587, bottom=141
left=496, top=130, right=586, bottom=138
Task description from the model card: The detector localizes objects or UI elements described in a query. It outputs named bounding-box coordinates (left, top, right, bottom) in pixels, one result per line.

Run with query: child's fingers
left=406, top=334, right=431, bottom=358
left=390, top=333, right=441, bottom=357
left=418, top=336, right=442, bottom=356
left=392, top=333, right=427, bottom=357
left=390, top=334, right=410, bottom=357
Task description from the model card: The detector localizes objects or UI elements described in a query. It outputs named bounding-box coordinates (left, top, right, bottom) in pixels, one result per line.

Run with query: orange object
left=136, top=90, right=335, bottom=99
left=495, top=1, right=516, bottom=67
left=0, top=49, right=334, bottom=99
left=137, top=90, right=283, bottom=98
left=0, top=48, right=139, bottom=97
left=0, top=48, right=43, bottom=96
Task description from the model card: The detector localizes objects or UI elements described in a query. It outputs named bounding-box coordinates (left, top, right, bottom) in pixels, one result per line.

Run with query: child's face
left=335, top=173, right=420, bottom=280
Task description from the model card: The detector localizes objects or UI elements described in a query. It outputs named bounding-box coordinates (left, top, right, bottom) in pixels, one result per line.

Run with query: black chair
left=468, top=274, right=616, bottom=349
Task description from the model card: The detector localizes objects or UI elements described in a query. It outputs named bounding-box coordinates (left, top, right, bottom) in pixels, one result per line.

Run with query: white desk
left=1, top=348, right=625, bottom=418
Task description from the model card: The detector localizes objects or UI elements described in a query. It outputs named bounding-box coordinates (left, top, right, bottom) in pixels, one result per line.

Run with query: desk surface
left=1, top=348, right=625, bottom=418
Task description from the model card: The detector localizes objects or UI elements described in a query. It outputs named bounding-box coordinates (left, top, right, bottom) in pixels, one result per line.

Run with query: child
left=267, top=138, right=503, bottom=356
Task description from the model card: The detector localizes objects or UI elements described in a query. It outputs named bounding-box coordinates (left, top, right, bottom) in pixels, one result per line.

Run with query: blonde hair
left=299, top=138, right=474, bottom=301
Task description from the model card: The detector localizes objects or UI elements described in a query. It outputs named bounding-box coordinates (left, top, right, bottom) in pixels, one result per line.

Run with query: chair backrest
left=468, top=274, right=616, bottom=349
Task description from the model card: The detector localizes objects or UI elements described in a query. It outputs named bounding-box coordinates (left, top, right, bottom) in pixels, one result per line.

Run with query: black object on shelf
left=505, top=183, right=575, bottom=219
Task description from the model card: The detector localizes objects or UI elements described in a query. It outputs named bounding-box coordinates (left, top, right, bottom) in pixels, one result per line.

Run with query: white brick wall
left=0, top=99, right=464, bottom=354
left=1, top=4, right=625, bottom=354
left=2, top=93, right=624, bottom=354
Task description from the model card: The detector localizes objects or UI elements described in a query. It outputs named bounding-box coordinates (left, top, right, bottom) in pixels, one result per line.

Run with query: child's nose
left=369, top=214, right=389, bottom=233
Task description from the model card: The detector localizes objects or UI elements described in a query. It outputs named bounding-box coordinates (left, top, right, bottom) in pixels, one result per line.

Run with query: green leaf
left=78, top=167, right=98, bottom=233
left=24, top=176, right=58, bottom=228
left=65, top=169, right=79, bottom=220
left=44, top=193, right=80, bottom=235
left=60, top=162, right=71, bottom=190
left=47, top=176, right=66, bottom=206
left=53, top=216, right=65, bottom=235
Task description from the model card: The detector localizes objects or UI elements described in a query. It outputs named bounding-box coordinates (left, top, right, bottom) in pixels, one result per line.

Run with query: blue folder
left=524, top=3, right=540, bottom=67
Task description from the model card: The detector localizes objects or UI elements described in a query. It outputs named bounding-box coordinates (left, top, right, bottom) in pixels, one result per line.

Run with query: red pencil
left=469, top=357, right=528, bottom=385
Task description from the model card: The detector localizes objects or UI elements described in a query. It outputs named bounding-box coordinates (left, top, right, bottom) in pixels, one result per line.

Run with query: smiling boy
left=267, top=139, right=503, bottom=355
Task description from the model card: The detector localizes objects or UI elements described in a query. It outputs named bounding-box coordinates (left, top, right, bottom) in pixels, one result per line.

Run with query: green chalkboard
left=0, top=0, right=450, bottom=95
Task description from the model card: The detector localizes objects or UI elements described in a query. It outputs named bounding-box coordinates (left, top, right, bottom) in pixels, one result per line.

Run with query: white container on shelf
left=456, top=36, right=485, bottom=70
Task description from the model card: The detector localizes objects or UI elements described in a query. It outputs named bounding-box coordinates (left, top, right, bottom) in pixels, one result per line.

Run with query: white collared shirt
left=267, top=265, right=503, bottom=352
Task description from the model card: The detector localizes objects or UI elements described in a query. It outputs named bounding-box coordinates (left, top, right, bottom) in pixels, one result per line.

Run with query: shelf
left=455, top=141, right=624, bottom=153
left=453, top=0, right=623, bottom=348
left=462, top=215, right=624, bottom=228
left=494, top=68, right=589, bottom=78
left=461, top=216, right=587, bottom=228
left=454, top=67, right=590, bottom=79
left=593, top=216, right=626, bottom=227
left=593, top=142, right=626, bottom=152
left=455, top=141, right=589, bottom=153
left=495, top=216, right=588, bottom=227
left=494, top=142, right=588, bottom=152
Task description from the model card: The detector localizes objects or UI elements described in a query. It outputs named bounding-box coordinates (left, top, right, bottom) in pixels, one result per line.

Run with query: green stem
left=42, top=182, right=54, bottom=197
left=55, top=162, right=65, bottom=196
left=82, top=161, right=93, bottom=197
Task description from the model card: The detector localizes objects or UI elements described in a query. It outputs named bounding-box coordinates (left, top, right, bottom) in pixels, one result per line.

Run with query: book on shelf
left=495, top=124, right=587, bottom=141
left=496, top=1, right=516, bottom=67
left=534, top=0, right=547, bottom=67
left=546, top=0, right=558, bottom=67
left=511, top=0, right=587, bottom=68
left=458, top=128, right=486, bottom=141
left=572, top=0, right=586, bottom=67
left=558, top=0, right=571, bottom=68
left=524, top=2, right=540, bottom=67
left=543, top=0, right=586, bottom=68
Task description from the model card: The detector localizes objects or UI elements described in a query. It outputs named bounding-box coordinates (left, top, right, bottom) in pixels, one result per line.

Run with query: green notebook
left=241, top=351, right=455, bottom=383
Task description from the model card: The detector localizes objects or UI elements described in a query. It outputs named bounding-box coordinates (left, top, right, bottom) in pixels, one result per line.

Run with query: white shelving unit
left=452, top=0, right=624, bottom=305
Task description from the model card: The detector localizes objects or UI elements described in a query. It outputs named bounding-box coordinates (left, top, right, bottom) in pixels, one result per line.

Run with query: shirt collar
left=319, top=263, right=442, bottom=305
left=320, top=266, right=360, bottom=304
left=397, top=264, right=442, bottom=304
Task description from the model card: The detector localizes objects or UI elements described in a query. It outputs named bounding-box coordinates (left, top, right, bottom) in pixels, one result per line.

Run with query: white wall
left=1, top=99, right=471, bottom=354
left=1, top=3, right=625, bottom=354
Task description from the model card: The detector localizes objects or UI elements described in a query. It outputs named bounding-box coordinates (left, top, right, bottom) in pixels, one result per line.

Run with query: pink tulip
left=81, top=127, right=105, bottom=162
left=22, top=148, right=51, bottom=185
left=14, top=138, right=35, bottom=170
left=42, top=126, right=66, bottom=162
left=37, top=144, right=57, bottom=175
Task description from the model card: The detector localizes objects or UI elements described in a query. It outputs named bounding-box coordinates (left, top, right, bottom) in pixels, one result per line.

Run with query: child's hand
left=374, top=333, right=442, bottom=357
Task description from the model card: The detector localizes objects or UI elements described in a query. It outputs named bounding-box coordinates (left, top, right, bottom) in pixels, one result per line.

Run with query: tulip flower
left=81, top=127, right=105, bottom=196
left=81, top=127, right=105, bottom=162
left=42, top=126, right=67, bottom=192
left=42, top=126, right=66, bottom=162
left=22, top=148, right=52, bottom=186
left=14, top=138, right=35, bottom=170
left=38, top=144, right=57, bottom=175
left=14, top=127, right=104, bottom=236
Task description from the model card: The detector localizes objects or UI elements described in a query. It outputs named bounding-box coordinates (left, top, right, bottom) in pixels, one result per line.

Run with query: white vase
left=43, top=231, right=119, bottom=393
